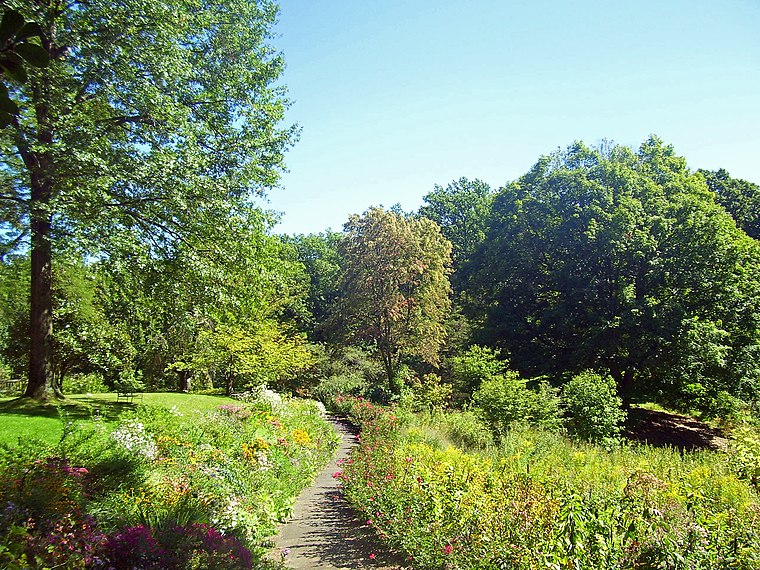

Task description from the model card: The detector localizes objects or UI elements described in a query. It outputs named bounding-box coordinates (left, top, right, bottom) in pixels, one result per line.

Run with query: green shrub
left=398, top=373, right=453, bottom=413
left=563, top=371, right=626, bottom=443
left=729, top=422, right=760, bottom=489
left=473, top=371, right=562, bottom=436
left=448, top=345, right=510, bottom=401
left=312, top=373, right=369, bottom=406
left=438, top=410, right=493, bottom=450
left=308, top=344, right=387, bottom=406
left=62, top=372, right=109, bottom=394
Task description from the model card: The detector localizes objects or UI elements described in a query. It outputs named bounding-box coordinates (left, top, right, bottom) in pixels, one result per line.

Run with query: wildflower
left=369, top=553, right=376, bottom=560
left=442, top=544, right=453, bottom=555
left=291, top=429, right=311, bottom=446
left=111, top=419, right=158, bottom=460
left=255, top=451, right=271, bottom=471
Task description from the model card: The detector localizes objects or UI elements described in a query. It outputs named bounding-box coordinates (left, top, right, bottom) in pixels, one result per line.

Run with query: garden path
left=268, top=417, right=409, bottom=570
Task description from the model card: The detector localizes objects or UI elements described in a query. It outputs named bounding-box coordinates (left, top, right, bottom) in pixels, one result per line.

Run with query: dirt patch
left=624, top=408, right=728, bottom=451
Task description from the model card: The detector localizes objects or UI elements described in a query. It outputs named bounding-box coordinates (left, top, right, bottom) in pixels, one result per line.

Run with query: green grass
left=0, top=392, right=241, bottom=446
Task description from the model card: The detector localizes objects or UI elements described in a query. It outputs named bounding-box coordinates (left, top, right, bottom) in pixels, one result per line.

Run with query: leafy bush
left=473, top=370, right=562, bottom=436
left=62, top=372, right=109, bottom=394
left=418, top=409, right=494, bottom=450
left=439, top=410, right=492, bottom=450
left=117, top=368, right=146, bottom=392
left=729, top=422, right=760, bottom=489
left=312, top=373, right=369, bottom=405
left=563, top=371, right=626, bottom=443
left=448, top=345, right=510, bottom=401
left=398, top=373, right=453, bottom=413
left=309, top=344, right=386, bottom=406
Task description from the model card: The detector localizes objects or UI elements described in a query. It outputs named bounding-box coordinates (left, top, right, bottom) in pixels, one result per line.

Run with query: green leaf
left=0, top=59, right=27, bottom=83
left=16, top=42, right=49, bottom=68
left=0, top=84, right=19, bottom=114
left=16, top=22, right=44, bottom=41
left=0, top=9, right=24, bottom=45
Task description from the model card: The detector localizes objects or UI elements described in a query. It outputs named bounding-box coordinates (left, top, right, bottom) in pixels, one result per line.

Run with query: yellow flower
left=291, top=429, right=311, bottom=446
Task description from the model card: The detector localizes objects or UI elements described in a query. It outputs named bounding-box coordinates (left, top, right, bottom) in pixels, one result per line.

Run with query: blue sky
left=264, top=0, right=760, bottom=235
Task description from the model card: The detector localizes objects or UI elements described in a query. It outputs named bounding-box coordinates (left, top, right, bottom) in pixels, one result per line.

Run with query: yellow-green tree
left=337, top=207, right=452, bottom=388
left=170, top=322, right=313, bottom=396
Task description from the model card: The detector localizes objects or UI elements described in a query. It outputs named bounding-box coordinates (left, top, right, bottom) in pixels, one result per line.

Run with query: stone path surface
left=269, top=417, right=409, bottom=570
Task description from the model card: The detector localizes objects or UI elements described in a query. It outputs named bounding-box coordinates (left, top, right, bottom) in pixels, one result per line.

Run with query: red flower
left=442, top=544, right=453, bottom=555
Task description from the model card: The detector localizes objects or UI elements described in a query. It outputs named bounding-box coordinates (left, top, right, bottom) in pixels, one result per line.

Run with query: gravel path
left=268, top=417, right=409, bottom=570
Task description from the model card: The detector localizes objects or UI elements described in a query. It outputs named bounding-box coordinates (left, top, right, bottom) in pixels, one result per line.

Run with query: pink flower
left=369, top=553, right=376, bottom=560
left=332, top=471, right=343, bottom=478
left=442, top=544, right=453, bottom=555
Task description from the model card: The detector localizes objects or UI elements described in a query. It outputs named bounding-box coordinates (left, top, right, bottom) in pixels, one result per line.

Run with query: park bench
left=0, top=378, right=22, bottom=396
left=116, top=382, right=143, bottom=403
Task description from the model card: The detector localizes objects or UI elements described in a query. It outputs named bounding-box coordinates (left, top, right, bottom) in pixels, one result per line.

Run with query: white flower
left=259, top=388, right=283, bottom=409
left=255, top=451, right=271, bottom=471
left=314, top=400, right=327, bottom=417
left=111, top=419, right=158, bottom=460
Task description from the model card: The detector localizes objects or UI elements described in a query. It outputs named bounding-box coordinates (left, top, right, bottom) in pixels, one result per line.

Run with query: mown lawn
left=0, top=392, right=241, bottom=446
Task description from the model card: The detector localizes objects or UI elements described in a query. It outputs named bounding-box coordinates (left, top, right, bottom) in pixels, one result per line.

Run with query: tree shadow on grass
left=0, top=396, right=135, bottom=423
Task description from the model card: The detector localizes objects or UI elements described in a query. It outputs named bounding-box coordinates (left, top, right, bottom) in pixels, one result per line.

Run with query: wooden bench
left=116, top=383, right=143, bottom=403
left=0, top=379, right=22, bottom=396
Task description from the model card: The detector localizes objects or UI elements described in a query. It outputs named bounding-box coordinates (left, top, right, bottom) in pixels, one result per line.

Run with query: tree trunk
left=178, top=370, right=190, bottom=392
left=611, top=367, right=634, bottom=410
left=19, top=44, right=59, bottom=400
left=225, top=373, right=233, bottom=397
left=25, top=181, right=59, bottom=400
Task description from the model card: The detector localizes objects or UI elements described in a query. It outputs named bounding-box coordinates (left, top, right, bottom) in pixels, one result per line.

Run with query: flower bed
left=0, top=394, right=338, bottom=568
left=337, top=396, right=760, bottom=569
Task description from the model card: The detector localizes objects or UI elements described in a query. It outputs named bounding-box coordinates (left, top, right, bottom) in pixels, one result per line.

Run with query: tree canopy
left=468, top=137, right=760, bottom=410
left=1, top=0, right=296, bottom=398
left=335, top=207, right=452, bottom=387
left=419, top=177, right=494, bottom=268
left=700, top=168, right=760, bottom=240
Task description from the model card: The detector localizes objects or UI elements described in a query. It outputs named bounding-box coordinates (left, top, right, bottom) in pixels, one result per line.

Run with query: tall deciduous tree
left=286, top=231, right=343, bottom=341
left=0, top=254, right=135, bottom=388
left=419, top=177, right=493, bottom=267
left=699, top=168, right=760, bottom=240
left=0, top=0, right=296, bottom=399
left=336, top=207, right=452, bottom=386
left=469, top=137, right=760, bottom=410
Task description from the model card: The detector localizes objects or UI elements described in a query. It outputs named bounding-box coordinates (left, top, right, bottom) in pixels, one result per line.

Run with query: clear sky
left=264, top=0, right=760, bottom=235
